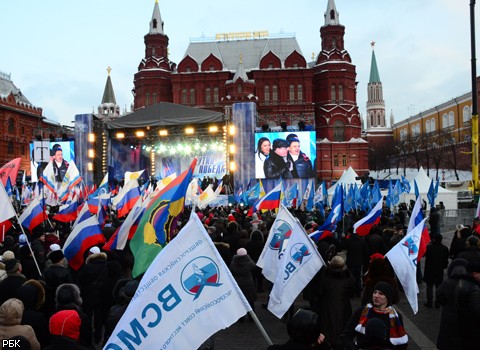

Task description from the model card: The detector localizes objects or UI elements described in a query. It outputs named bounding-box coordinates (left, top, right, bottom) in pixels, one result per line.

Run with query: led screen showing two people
left=254, top=131, right=316, bottom=179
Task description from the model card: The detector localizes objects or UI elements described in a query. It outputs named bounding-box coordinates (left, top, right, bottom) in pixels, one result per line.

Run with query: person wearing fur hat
left=0, top=298, right=40, bottom=350
left=0, top=259, right=27, bottom=305
left=264, top=138, right=296, bottom=179
left=54, top=283, right=92, bottom=348
left=42, top=245, right=73, bottom=318
left=317, top=255, right=354, bottom=350
left=15, top=279, right=50, bottom=348
left=230, top=248, right=257, bottom=321
left=341, top=282, right=408, bottom=349
left=454, top=260, right=480, bottom=349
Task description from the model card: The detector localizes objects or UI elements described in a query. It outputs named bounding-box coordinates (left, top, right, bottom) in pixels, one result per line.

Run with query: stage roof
left=107, top=102, right=226, bottom=129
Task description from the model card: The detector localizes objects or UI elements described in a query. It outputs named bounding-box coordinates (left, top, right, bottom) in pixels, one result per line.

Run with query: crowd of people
left=0, top=200, right=479, bottom=349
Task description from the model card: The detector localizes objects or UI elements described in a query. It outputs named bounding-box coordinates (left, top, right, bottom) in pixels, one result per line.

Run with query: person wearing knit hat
left=230, top=247, right=257, bottom=321
left=2, top=250, right=15, bottom=261
left=46, top=309, right=91, bottom=350
left=341, top=281, right=408, bottom=349
left=53, top=283, right=92, bottom=348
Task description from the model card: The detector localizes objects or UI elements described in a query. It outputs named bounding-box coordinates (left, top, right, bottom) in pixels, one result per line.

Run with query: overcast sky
left=1, top=0, right=476, bottom=127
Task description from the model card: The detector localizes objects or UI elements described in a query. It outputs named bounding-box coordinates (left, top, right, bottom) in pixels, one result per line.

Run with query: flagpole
left=248, top=310, right=273, bottom=346
left=14, top=213, right=42, bottom=277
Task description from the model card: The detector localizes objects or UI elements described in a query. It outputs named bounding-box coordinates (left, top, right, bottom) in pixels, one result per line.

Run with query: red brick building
left=131, top=0, right=368, bottom=181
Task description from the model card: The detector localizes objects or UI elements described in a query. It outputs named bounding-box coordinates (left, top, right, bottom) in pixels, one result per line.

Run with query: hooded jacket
left=0, top=298, right=40, bottom=350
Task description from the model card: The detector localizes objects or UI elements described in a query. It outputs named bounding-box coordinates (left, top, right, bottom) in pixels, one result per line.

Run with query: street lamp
left=470, top=0, right=479, bottom=194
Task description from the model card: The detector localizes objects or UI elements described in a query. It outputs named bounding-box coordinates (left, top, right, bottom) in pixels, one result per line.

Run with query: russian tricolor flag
left=309, top=186, right=343, bottom=242
left=113, top=179, right=141, bottom=218
left=18, top=197, right=47, bottom=232
left=87, top=193, right=111, bottom=215
left=52, top=201, right=79, bottom=223
left=353, top=199, right=383, bottom=236
left=248, top=182, right=282, bottom=216
left=407, top=195, right=430, bottom=261
left=63, top=215, right=105, bottom=270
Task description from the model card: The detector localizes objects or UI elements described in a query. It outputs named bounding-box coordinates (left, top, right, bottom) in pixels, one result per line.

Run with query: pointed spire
left=369, top=42, right=381, bottom=83
left=324, top=0, right=340, bottom=26
left=102, top=67, right=117, bottom=105
left=232, top=55, right=249, bottom=82
left=150, top=0, right=164, bottom=34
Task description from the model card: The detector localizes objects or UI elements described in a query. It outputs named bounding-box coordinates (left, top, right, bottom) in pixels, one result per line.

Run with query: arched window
left=237, top=84, right=242, bottom=94
left=152, top=93, right=157, bottom=104
left=205, top=88, right=211, bottom=105
left=152, top=46, right=156, bottom=57
left=338, top=85, right=343, bottom=102
left=442, top=113, right=448, bottom=129
left=449, top=111, right=455, bottom=127
left=333, top=120, right=345, bottom=141
left=272, top=85, right=278, bottom=103
left=430, top=118, right=436, bottom=132
left=426, top=120, right=431, bottom=133
left=7, top=141, right=13, bottom=154
left=8, top=118, right=14, bottom=134
left=145, top=93, right=150, bottom=106
left=152, top=19, right=157, bottom=29
left=289, top=85, right=295, bottom=103
left=297, top=85, right=303, bottom=102
left=264, top=85, right=270, bottom=105
left=181, top=89, right=187, bottom=105
left=213, top=87, right=219, bottom=105
left=190, top=88, right=195, bottom=105
left=331, top=85, right=336, bottom=101
left=463, top=105, right=471, bottom=123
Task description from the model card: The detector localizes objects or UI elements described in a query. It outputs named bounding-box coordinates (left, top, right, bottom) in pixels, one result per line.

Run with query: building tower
left=366, top=42, right=386, bottom=128
left=97, top=66, right=120, bottom=121
left=364, top=42, right=393, bottom=171
left=132, top=0, right=173, bottom=109
left=313, top=0, right=367, bottom=180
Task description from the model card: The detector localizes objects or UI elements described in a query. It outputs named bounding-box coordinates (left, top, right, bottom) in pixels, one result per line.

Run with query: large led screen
left=29, top=141, right=76, bottom=182
left=254, top=131, right=316, bottom=179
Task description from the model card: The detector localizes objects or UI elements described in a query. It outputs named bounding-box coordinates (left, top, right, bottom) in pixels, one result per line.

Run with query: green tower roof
left=369, top=50, right=381, bottom=83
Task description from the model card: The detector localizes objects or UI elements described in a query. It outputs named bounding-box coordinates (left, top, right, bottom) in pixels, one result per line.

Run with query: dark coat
left=0, top=273, right=27, bottom=305
left=423, top=241, right=449, bottom=284
left=42, top=263, right=74, bottom=317
left=454, top=273, right=480, bottom=350
left=342, top=234, right=368, bottom=267
left=77, top=253, right=109, bottom=310
left=245, top=230, right=265, bottom=263
left=292, top=151, right=314, bottom=178
left=268, top=339, right=330, bottom=350
left=436, top=258, right=468, bottom=350
left=214, top=242, right=233, bottom=266
left=43, top=336, right=91, bottom=350
left=456, top=247, right=480, bottom=263
left=264, top=152, right=294, bottom=179
left=229, top=254, right=257, bottom=303
left=318, top=266, right=354, bottom=347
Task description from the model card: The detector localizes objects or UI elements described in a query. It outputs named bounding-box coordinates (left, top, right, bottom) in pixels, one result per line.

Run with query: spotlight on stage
left=185, top=127, right=195, bottom=135
left=135, top=131, right=145, bottom=138
left=116, top=132, right=125, bottom=139
left=229, top=125, right=236, bottom=136
left=209, top=126, right=218, bottom=133
left=159, top=129, right=168, bottom=136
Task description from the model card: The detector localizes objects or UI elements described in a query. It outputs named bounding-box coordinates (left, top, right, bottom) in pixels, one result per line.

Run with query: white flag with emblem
left=104, top=213, right=252, bottom=350
left=385, top=217, right=427, bottom=314
left=257, top=205, right=296, bottom=282
left=268, top=218, right=325, bottom=318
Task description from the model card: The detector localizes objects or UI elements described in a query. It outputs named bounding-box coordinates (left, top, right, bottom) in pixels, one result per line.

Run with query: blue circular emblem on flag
left=268, top=220, right=292, bottom=251
left=180, top=256, right=223, bottom=300
left=289, top=243, right=311, bottom=265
